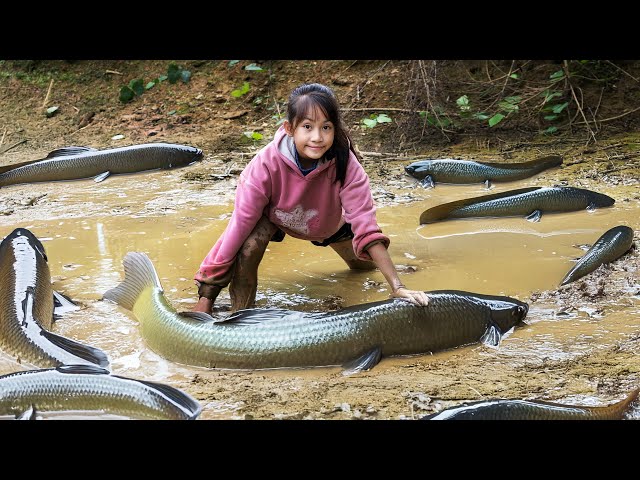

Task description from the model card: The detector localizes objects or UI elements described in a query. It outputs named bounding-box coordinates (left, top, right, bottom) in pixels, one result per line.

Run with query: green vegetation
left=361, top=113, right=392, bottom=128
left=119, top=63, right=190, bottom=104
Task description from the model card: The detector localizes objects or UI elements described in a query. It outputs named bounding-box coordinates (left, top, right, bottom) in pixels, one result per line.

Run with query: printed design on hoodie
left=273, top=205, right=318, bottom=235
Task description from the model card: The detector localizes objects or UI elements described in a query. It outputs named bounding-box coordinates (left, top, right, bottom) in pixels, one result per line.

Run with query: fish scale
left=104, top=252, right=528, bottom=370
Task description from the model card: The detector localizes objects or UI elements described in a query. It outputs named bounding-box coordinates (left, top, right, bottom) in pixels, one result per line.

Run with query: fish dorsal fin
left=41, top=330, right=110, bottom=368
left=342, top=347, right=383, bottom=375
left=56, top=364, right=111, bottom=375
left=0, top=159, right=41, bottom=174
left=178, top=311, right=221, bottom=323
left=45, top=146, right=97, bottom=159
left=15, top=405, right=37, bottom=420
left=113, top=376, right=202, bottom=419
left=419, top=187, right=541, bottom=224
left=221, top=308, right=309, bottom=326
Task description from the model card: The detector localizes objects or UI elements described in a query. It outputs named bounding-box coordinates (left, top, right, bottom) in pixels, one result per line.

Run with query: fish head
left=2, top=228, right=48, bottom=262
left=404, top=160, right=432, bottom=179
left=485, top=296, right=529, bottom=332
left=183, top=145, right=203, bottom=162
left=590, top=191, right=615, bottom=207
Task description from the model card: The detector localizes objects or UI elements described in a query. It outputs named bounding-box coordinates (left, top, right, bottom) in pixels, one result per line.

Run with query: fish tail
left=613, top=388, right=640, bottom=418
left=103, top=252, right=162, bottom=311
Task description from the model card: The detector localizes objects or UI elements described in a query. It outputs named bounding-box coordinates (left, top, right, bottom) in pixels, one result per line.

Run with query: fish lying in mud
left=0, top=228, right=109, bottom=368
left=405, top=155, right=563, bottom=188
left=423, top=388, right=640, bottom=420
left=560, top=225, right=635, bottom=286
left=0, top=143, right=203, bottom=188
left=0, top=365, right=201, bottom=420
left=103, top=252, right=528, bottom=372
left=419, top=186, right=615, bottom=224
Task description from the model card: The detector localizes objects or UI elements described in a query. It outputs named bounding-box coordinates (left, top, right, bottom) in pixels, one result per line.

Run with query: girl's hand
left=391, top=287, right=430, bottom=306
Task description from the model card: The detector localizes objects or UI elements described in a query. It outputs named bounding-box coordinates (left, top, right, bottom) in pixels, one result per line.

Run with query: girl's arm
left=366, top=242, right=430, bottom=306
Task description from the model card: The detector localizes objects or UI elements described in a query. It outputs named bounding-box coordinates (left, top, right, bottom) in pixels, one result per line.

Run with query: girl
left=193, top=83, right=429, bottom=313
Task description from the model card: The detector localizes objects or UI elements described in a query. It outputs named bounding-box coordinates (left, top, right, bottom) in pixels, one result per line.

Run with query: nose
left=311, top=127, right=323, bottom=142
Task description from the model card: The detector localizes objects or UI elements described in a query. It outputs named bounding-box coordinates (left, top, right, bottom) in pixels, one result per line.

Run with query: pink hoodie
left=195, top=125, right=389, bottom=286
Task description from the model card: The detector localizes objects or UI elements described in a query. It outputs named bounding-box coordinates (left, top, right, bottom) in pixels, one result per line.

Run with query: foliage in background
left=119, top=62, right=191, bottom=103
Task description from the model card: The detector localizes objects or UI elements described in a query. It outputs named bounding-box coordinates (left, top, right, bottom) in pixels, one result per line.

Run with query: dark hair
left=287, top=83, right=360, bottom=186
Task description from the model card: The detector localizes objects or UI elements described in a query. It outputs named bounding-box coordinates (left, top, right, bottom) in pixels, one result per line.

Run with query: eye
left=303, top=124, right=311, bottom=130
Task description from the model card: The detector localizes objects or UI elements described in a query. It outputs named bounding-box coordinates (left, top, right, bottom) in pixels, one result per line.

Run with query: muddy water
left=0, top=153, right=638, bottom=420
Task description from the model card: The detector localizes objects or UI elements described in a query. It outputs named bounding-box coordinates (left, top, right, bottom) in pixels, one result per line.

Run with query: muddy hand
left=392, top=287, right=430, bottom=306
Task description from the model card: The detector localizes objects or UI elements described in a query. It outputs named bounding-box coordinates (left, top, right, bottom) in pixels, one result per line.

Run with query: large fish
left=0, top=365, right=201, bottom=420
left=405, top=155, right=563, bottom=188
left=423, top=388, right=640, bottom=420
left=0, top=228, right=109, bottom=368
left=560, top=225, right=635, bottom=286
left=419, top=186, right=615, bottom=224
left=0, top=143, right=203, bottom=188
left=103, top=252, right=528, bottom=372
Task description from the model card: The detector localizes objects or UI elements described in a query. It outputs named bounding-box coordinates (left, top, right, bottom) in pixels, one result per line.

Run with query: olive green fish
left=560, top=225, right=634, bottom=286
left=405, top=155, right=562, bottom=188
left=103, top=252, right=528, bottom=372
left=0, top=365, right=201, bottom=420
left=423, top=388, right=640, bottom=420
left=419, top=186, right=615, bottom=224
left=0, top=143, right=203, bottom=188
left=0, top=228, right=109, bottom=368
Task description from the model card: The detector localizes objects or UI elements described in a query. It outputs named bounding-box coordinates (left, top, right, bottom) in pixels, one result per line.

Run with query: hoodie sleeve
left=340, top=154, right=390, bottom=261
left=194, top=159, right=271, bottom=287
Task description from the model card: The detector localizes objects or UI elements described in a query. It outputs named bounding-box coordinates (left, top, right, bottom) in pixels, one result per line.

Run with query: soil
left=1, top=60, right=640, bottom=421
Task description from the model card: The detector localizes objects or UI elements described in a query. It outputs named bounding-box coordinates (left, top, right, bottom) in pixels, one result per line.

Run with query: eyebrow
left=301, top=117, right=333, bottom=124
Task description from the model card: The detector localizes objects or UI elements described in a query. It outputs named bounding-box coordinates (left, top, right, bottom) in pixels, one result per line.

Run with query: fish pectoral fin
left=480, top=325, right=502, bottom=348
left=15, top=405, right=37, bottom=420
left=178, top=311, right=221, bottom=323
left=341, top=346, right=382, bottom=376
left=420, top=175, right=435, bottom=189
left=46, top=146, right=97, bottom=159
left=586, top=202, right=597, bottom=211
left=485, top=179, right=492, bottom=189
left=94, top=171, right=111, bottom=182
left=53, top=290, right=79, bottom=319
left=526, top=210, right=542, bottom=222
left=40, top=330, right=110, bottom=368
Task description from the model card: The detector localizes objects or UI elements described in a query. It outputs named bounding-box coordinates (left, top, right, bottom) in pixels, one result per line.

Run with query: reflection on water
left=0, top=155, right=638, bottom=419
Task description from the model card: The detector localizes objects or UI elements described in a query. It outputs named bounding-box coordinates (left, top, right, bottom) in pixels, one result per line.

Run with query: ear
left=283, top=120, right=294, bottom=136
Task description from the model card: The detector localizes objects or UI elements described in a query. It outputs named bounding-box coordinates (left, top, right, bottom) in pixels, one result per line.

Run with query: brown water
left=0, top=153, right=639, bottom=420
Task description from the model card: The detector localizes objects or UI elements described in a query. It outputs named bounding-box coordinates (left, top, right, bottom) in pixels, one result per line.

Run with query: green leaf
left=418, top=111, right=427, bottom=117
left=228, top=60, right=240, bottom=67
left=145, top=81, right=156, bottom=90
left=180, top=70, right=192, bottom=83
left=498, top=101, right=519, bottom=113
left=158, top=75, right=168, bottom=82
left=473, top=112, right=490, bottom=120
left=488, top=113, right=505, bottom=127
left=376, top=113, right=392, bottom=123
left=456, top=95, right=470, bottom=111
left=244, top=63, right=264, bottom=71
left=544, top=115, right=558, bottom=121
left=128, top=78, right=144, bottom=96
left=167, top=110, right=176, bottom=115
left=167, top=63, right=181, bottom=84
left=509, top=73, right=519, bottom=79
left=45, top=106, right=59, bottom=117
left=503, top=96, right=522, bottom=104
left=543, top=90, right=562, bottom=102
left=544, top=126, right=558, bottom=135
left=119, top=85, right=135, bottom=103
left=251, top=132, right=263, bottom=140
left=231, top=82, right=251, bottom=98
left=362, top=118, right=377, bottom=128
left=551, top=102, right=569, bottom=114
left=550, top=70, right=565, bottom=83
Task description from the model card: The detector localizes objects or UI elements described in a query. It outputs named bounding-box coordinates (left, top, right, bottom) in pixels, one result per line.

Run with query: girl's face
left=284, top=106, right=335, bottom=161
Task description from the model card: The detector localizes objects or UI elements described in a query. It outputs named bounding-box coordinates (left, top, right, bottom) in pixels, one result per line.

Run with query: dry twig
left=42, top=78, right=54, bottom=109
